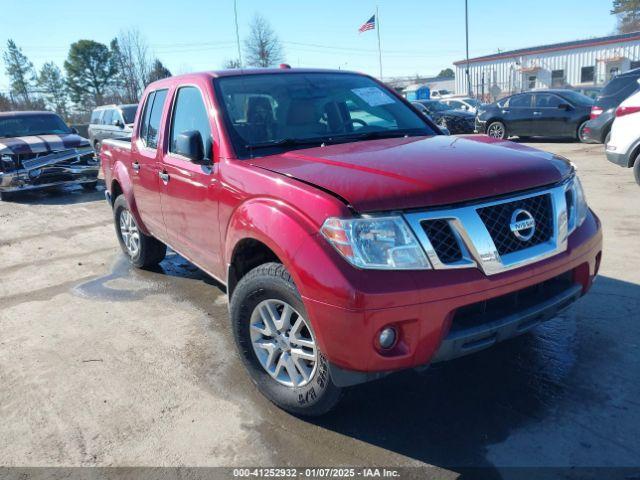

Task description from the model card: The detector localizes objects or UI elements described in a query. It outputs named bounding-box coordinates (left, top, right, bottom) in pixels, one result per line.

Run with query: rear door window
left=534, top=94, right=562, bottom=108
left=139, top=90, right=168, bottom=149
left=509, top=94, right=533, bottom=108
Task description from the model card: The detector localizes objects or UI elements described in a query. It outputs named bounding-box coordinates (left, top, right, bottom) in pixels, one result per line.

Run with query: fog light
left=378, top=327, right=397, bottom=349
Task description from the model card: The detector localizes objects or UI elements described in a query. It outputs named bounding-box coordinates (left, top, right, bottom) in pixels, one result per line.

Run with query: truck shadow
left=308, top=275, right=640, bottom=478
left=5, top=181, right=105, bottom=206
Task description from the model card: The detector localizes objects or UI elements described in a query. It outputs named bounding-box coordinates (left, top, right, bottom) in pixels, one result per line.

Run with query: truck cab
left=101, top=69, right=602, bottom=415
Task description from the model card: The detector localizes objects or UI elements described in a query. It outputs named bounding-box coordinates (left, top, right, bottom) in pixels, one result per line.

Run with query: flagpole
left=234, top=0, right=243, bottom=67
left=376, top=5, right=383, bottom=80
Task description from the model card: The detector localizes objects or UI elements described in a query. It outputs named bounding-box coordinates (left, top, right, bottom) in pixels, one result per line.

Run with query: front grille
left=477, top=193, right=553, bottom=256
left=421, top=219, right=463, bottom=263
left=450, top=271, right=574, bottom=332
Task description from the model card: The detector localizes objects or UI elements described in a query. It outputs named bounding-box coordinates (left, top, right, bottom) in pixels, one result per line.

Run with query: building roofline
left=454, top=31, right=640, bottom=66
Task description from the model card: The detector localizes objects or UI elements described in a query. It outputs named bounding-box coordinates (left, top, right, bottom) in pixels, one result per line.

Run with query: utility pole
left=465, top=0, right=471, bottom=97
left=234, top=0, right=243, bottom=67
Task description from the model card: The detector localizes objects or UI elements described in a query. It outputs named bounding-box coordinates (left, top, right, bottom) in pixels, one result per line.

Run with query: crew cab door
left=503, top=93, right=534, bottom=135
left=159, top=84, right=223, bottom=275
left=130, top=89, right=169, bottom=238
left=531, top=93, right=572, bottom=136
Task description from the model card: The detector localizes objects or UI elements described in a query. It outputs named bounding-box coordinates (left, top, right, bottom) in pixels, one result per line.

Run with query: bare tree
left=244, top=14, right=284, bottom=67
left=111, top=28, right=153, bottom=102
left=3, top=39, right=36, bottom=106
left=223, top=58, right=242, bottom=69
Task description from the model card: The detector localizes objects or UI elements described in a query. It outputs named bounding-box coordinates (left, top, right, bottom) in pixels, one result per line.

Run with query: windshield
left=419, top=101, right=452, bottom=113
left=0, top=114, right=71, bottom=138
left=215, top=72, right=435, bottom=158
left=121, top=105, right=137, bottom=124
left=559, top=91, right=594, bottom=106
left=465, top=98, right=480, bottom=107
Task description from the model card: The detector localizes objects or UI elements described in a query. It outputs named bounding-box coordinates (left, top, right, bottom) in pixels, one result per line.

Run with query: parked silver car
left=88, top=104, right=137, bottom=152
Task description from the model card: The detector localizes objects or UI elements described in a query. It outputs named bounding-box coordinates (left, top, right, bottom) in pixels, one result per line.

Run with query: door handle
left=132, top=161, right=140, bottom=173
left=533, top=111, right=542, bottom=116
left=159, top=170, right=170, bottom=184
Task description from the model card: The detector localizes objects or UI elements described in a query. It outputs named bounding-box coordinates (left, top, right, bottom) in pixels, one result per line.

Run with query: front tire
left=113, top=195, right=166, bottom=268
left=230, top=263, right=342, bottom=416
left=487, top=121, right=506, bottom=139
left=633, top=152, right=640, bottom=186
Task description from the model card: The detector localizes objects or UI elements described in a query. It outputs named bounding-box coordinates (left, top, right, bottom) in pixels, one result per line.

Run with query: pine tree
left=3, top=39, right=36, bottom=105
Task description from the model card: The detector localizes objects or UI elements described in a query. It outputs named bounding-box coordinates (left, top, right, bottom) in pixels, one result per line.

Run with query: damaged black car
left=0, top=111, right=99, bottom=200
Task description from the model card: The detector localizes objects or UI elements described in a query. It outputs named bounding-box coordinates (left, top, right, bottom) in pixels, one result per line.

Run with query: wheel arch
left=110, top=161, right=151, bottom=235
left=225, top=198, right=318, bottom=299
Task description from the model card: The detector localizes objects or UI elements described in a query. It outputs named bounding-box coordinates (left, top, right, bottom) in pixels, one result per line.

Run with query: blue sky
left=0, top=0, right=617, bottom=91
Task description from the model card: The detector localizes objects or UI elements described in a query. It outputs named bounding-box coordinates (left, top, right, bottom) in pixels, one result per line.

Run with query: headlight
left=320, top=216, right=431, bottom=270
left=567, top=175, right=589, bottom=232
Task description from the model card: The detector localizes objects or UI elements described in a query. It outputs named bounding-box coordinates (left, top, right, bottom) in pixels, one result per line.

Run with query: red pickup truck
left=101, top=68, right=602, bottom=415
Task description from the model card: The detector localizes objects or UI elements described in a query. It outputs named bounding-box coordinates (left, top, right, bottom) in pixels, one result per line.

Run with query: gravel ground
left=0, top=141, right=638, bottom=478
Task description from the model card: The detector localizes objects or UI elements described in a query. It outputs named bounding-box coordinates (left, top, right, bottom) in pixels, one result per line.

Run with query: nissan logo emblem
left=510, top=209, right=536, bottom=241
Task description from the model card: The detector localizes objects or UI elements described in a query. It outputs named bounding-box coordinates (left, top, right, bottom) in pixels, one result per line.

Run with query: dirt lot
left=1, top=141, right=639, bottom=476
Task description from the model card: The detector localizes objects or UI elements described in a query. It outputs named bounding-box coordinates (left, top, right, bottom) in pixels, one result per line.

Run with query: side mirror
left=175, top=130, right=209, bottom=164
left=113, top=119, right=124, bottom=128
left=558, top=103, right=572, bottom=111
left=71, top=127, right=79, bottom=134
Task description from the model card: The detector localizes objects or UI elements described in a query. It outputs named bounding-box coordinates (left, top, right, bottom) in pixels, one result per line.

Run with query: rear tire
left=230, top=262, right=342, bottom=416
left=633, top=153, right=640, bottom=186
left=487, top=121, right=506, bottom=139
left=113, top=195, right=166, bottom=268
left=577, top=121, right=589, bottom=143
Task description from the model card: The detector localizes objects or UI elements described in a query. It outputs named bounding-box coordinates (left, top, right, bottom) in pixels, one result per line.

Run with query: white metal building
left=454, top=31, right=640, bottom=101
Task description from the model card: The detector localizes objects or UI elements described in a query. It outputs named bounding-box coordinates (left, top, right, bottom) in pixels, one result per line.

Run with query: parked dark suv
left=476, top=89, right=593, bottom=141
left=582, top=69, right=640, bottom=144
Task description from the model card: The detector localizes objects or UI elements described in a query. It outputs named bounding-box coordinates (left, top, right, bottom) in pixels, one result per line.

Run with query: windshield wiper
left=246, top=137, right=327, bottom=150
left=328, top=129, right=428, bottom=143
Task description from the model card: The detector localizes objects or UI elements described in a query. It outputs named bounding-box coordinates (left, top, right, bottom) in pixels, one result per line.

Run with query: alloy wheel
left=119, top=209, right=140, bottom=258
left=488, top=123, right=505, bottom=139
left=249, top=299, right=317, bottom=387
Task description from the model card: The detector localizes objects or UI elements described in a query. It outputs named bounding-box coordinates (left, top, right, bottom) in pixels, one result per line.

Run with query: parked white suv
left=605, top=86, right=640, bottom=185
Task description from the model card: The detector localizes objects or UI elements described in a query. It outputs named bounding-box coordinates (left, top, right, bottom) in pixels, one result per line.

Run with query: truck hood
left=0, top=133, right=90, bottom=155
left=248, top=135, right=573, bottom=212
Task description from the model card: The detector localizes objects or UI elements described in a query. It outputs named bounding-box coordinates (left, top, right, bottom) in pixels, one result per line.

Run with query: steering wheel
left=346, top=118, right=368, bottom=127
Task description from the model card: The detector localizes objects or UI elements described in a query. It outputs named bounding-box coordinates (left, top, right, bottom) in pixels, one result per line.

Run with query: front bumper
left=582, top=113, right=613, bottom=144
left=605, top=149, right=631, bottom=167
left=295, top=211, right=602, bottom=384
left=0, top=148, right=99, bottom=192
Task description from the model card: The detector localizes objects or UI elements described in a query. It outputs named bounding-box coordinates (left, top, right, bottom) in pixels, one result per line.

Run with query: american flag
left=358, top=14, right=376, bottom=33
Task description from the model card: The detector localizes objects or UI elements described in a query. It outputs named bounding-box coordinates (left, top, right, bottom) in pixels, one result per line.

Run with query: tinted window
left=139, top=92, right=155, bottom=143
left=121, top=105, right=137, bottom=124
left=169, top=87, right=212, bottom=158
left=216, top=73, right=434, bottom=158
left=631, top=61, right=640, bottom=70
left=598, top=75, right=640, bottom=107
left=0, top=114, right=71, bottom=137
left=535, top=94, right=562, bottom=108
left=509, top=94, right=532, bottom=108
left=558, top=90, right=594, bottom=106
left=147, top=90, right=167, bottom=149
left=102, top=109, right=114, bottom=125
